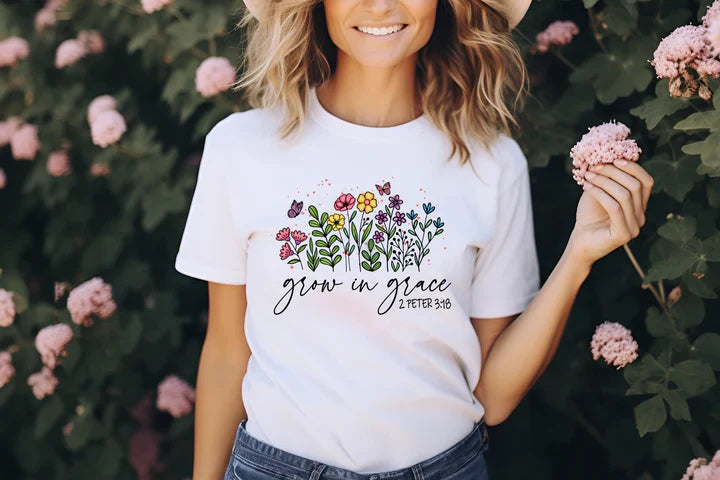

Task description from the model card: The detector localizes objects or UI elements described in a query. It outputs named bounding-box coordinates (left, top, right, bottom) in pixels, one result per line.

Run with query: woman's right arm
left=193, top=281, right=251, bottom=480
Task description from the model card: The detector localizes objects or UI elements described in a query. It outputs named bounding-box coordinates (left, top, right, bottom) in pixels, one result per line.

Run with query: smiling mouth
left=353, top=24, right=408, bottom=36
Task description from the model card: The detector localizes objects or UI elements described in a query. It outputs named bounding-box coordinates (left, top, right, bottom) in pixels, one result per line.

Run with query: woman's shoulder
left=471, top=131, right=530, bottom=190
left=206, top=107, right=280, bottom=145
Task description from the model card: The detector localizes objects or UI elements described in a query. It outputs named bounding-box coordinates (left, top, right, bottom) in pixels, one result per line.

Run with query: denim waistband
left=230, top=418, right=489, bottom=480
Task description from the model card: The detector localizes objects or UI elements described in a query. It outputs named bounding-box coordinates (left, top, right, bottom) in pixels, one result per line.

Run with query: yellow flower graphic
left=357, top=191, right=377, bottom=213
left=328, top=213, right=345, bottom=230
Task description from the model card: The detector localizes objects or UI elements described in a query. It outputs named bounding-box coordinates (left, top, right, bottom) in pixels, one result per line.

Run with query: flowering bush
left=0, top=0, right=719, bottom=479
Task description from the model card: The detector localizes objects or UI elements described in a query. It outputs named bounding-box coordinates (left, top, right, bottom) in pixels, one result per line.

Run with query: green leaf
left=321, top=212, right=328, bottom=225
left=308, top=219, right=320, bottom=228
left=602, top=0, right=638, bottom=35
left=319, top=257, right=332, bottom=266
left=674, top=109, right=720, bottom=132
left=682, top=132, right=720, bottom=168
left=670, top=360, right=716, bottom=397
left=287, top=259, right=299, bottom=264
left=643, top=153, right=701, bottom=202
left=645, top=307, right=675, bottom=337
left=662, top=390, right=692, bottom=421
left=624, top=353, right=666, bottom=385
left=629, top=79, right=693, bottom=130
left=315, top=239, right=328, bottom=248
left=694, top=333, right=720, bottom=370
left=634, top=394, right=667, bottom=437
left=308, top=205, right=319, bottom=219
left=34, top=396, right=64, bottom=439
left=658, top=216, right=696, bottom=243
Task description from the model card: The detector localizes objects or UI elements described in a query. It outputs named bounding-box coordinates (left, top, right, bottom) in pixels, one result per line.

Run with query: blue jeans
left=224, top=418, right=490, bottom=480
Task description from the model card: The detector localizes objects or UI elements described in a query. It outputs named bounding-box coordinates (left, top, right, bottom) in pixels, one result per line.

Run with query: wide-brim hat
left=243, top=0, right=532, bottom=30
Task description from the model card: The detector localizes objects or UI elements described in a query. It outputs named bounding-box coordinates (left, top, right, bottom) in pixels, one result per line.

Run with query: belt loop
left=411, top=464, right=424, bottom=480
left=309, top=462, right=327, bottom=480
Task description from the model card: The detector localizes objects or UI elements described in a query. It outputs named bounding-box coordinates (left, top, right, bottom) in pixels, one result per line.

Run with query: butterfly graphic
left=375, top=182, right=391, bottom=196
left=287, top=199, right=303, bottom=218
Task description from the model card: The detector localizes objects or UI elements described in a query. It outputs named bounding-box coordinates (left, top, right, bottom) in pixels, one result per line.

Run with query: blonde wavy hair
left=231, top=0, right=529, bottom=169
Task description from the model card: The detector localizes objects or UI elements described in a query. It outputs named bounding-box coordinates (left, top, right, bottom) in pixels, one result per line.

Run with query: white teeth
left=356, top=24, right=405, bottom=36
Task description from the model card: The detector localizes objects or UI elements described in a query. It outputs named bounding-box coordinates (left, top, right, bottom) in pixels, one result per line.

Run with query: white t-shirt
left=175, top=85, right=540, bottom=473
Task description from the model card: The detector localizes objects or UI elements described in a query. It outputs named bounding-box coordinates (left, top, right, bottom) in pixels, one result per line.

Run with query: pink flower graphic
left=279, top=242, right=292, bottom=260
left=334, top=193, right=356, bottom=211
left=276, top=227, right=290, bottom=241
left=291, top=230, right=307, bottom=244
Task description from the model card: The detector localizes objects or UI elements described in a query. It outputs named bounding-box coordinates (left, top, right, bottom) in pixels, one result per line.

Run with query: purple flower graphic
left=373, top=231, right=384, bottom=243
left=393, top=211, right=406, bottom=224
left=388, top=194, right=403, bottom=210
left=375, top=211, right=388, bottom=224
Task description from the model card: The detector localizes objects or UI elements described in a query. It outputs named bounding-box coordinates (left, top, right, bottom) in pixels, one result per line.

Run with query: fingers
left=588, top=162, right=645, bottom=229
left=582, top=181, right=634, bottom=242
left=610, top=160, right=654, bottom=211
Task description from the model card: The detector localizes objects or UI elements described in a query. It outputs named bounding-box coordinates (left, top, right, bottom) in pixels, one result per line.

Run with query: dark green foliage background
left=0, top=0, right=719, bottom=479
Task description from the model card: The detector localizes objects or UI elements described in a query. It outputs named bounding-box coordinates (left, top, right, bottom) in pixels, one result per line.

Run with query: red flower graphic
left=291, top=230, right=307, bottom=244
left=279, top=242, right=292, bottom=260
left=334, top=193, right=356, bottom=211
left=276, top=227, right=290, bottom=241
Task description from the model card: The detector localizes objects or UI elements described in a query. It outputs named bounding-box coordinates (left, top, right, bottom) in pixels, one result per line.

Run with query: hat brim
left=243, top=0, right=531, bottom=29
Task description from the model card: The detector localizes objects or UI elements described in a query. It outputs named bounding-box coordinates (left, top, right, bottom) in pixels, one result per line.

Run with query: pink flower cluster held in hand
left=141, top=0, right=173, bottom=14
left=532, top=20, right=580, bottom=54
left=87, top=95, right=126, bottom=147
left=27, top=366, right=59, bottom=399
left=66, top=277, right=117, bottom=326
left=195, top=57, right=237, bottom=98
left=35, top=323, right=74, bottom=369
left=590, top=321, right=639, bottom=369
left=47, top=149, right=71, bottom=177
left=0, top=37, right=30, bottom=68
left=156, top=375, right=196, bottom=418
left=681, top=449, right=720, bottom=480
left=0, top=288, right=16, bottom=327
left=11, top=123, right=41, bottom=160
left=570, top=120, right=641, bottom=186
left=0, top=351, right=15, bottom=388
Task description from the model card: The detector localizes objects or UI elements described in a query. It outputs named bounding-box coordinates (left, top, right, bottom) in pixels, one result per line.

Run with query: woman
left=174, top=1, right=654, bottom=479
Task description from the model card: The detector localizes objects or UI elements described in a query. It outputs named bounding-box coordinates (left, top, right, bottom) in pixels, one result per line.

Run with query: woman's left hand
left=566, top=159, right=655, bottom=270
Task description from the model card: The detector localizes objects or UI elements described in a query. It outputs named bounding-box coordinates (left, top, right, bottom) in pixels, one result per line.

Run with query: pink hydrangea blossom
left=47, top=149, right=71, bottom=177
left=141, top=0, right=173, bottom=14
left=55, top=38, right=87, bottom=68
left=90, top=162, right=111, bottom=177
left=87, top=95, right=118, bottom=125
left=707, top=16, right=720, bottom=57
left=62, top=420, right=73, bottom=436
left=532, top=20, right=579, bottom=54
left=156, top=375, right=195, bottom=418
left=0, top=116, right=24, bottom=146
left=590, top=321, right=639, bottom=369
left=0, top=288, right=16, bottom=327
left=0, top=168, right=5, bottom=190
left=129, top=426, right=165, bottom=480
left=27, top=366, right=59, bottom=399
left=570, top=120, right=641, bottom=186
left=90, top=109, right=127, bottom=147
left=681, top=449, right=720, bottom=480
left=130, top=391, right=156, bottom=425
left=35, top=323, right=74, bottom=370
left=66, top=276, right=117, bottom=326
left=0, top=36, right=30, bottom=68
left=10, top=123, right=40, bottom=160
left=34, top=8, right=57, bottom=32
left=0, top=350, right=15, bottom=388
left=651, top=24, right=720, bottom=99
left=77, top=30, right=105, bottom=54
left=702, top=0, right=720, bottom=28
left=54, top=281, right=70, bottom=302
left=667, top=286, right=682, bottom=307
left=195, top=57, right=237, bottom=98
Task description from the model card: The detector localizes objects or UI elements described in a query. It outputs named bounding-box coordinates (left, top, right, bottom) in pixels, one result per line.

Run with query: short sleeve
left=469, top=160, right=540, bottom=318
left=174, top=125, right=248, bottom=285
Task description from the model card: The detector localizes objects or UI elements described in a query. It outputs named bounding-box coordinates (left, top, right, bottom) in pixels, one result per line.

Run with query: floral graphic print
left=277, top=182, right=445, bottom=272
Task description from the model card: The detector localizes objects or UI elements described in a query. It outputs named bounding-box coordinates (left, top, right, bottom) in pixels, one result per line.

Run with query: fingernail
left=585, top=171, right=597, bottom=179
left=583, top=182, right=593, bottom=189
left=614, top=159, right=627, bottom=166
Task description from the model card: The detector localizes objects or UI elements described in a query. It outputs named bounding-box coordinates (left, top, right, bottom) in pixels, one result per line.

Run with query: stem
left=622, top=243, right=671, bottom=316
left=105, top=0, right=144, bottom=16
left=166, top=4, right=192, bottom=25
left=209, top=37, right=217, bottom=57
left=587, top=8, right=608, bottom=54
left=550, top=48, right=578, bottom=70
left=566, top=401, right=609, bottom=450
